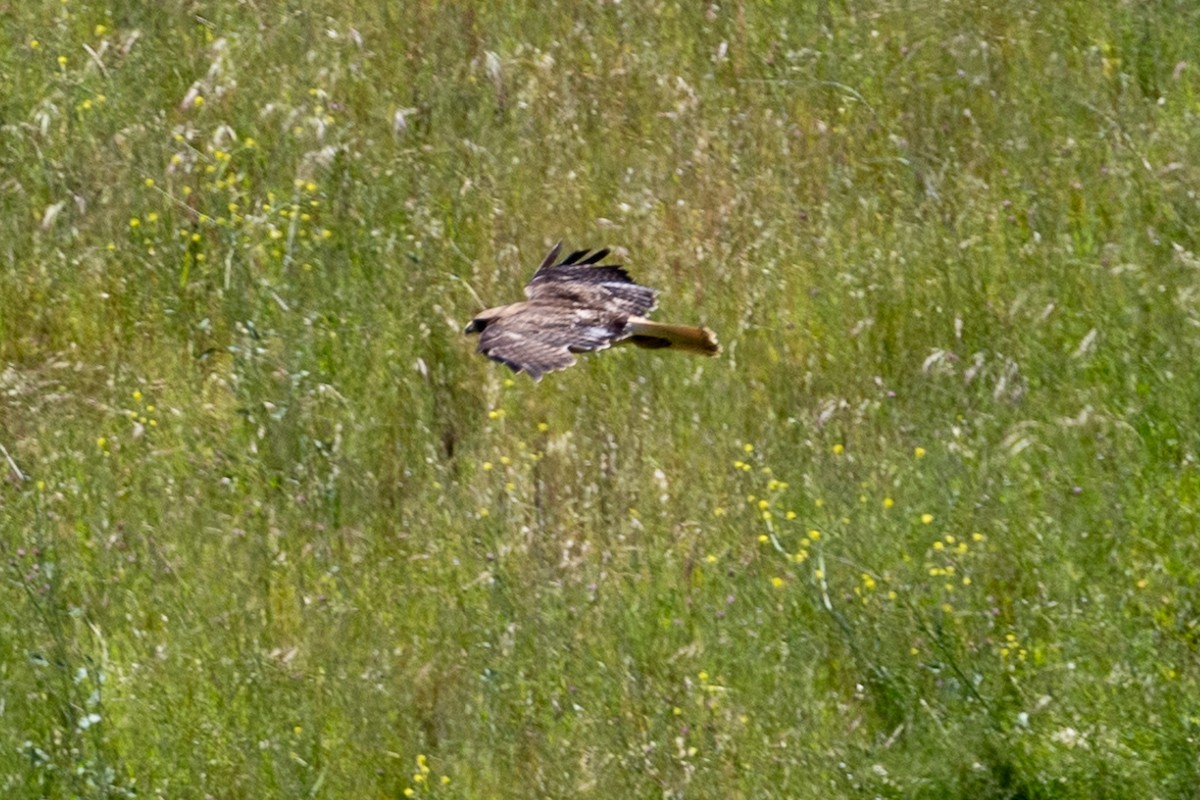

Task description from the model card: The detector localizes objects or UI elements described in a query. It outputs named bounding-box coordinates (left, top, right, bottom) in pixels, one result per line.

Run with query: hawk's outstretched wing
left=525, top=244, right=657, bottom=318
left=475, top=304, right=628, bottom=380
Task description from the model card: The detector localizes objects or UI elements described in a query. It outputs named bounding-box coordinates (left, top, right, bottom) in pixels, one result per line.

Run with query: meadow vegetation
left=4, top=1, right=1200, bottom=797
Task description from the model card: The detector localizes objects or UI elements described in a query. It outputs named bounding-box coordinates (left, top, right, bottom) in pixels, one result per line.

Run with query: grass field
left=4, top=1, right=1200, bottom=797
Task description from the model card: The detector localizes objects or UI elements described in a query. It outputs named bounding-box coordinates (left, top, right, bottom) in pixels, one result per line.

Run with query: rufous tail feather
left=626, top=318, right=721, bottom=356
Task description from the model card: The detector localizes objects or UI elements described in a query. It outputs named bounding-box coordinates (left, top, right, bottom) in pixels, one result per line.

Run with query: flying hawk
left=465, top=242, right=720, bottom=379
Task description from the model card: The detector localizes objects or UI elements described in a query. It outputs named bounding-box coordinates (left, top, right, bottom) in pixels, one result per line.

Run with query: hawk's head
left=465, top=305, right=511, bottom=335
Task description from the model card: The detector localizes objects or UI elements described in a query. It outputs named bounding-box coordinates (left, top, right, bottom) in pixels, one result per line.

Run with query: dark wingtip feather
left=580, top=248, right=611, bottom=265
left=536, top=243, right=614, bottom=272
left=560, top=248, right=590, bottom=266
left=536, top=241, right=563, bottom=272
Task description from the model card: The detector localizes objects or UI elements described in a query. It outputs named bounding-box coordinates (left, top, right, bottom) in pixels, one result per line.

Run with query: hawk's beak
left=464, top=319, right=485, bottom=335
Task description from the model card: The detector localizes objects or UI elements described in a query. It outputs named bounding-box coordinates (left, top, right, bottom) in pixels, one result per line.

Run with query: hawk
left=465, top=242, right=720, bottom=379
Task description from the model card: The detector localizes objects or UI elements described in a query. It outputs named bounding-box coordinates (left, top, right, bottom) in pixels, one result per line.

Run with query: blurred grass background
left=4, top=0, right=1200, bottom=797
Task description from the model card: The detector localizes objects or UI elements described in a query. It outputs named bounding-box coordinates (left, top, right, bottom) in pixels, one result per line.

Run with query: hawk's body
left=465, top=242, right=720, bottom=379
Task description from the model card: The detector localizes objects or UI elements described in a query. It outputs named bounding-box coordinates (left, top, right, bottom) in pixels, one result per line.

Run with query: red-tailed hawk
left=465, top=242, right=720, bottom=379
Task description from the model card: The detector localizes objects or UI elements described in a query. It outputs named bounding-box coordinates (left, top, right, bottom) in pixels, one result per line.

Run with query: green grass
left=4, top=0, right=1200, bottom=797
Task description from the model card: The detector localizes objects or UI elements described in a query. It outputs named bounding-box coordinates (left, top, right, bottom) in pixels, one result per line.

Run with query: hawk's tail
left=625, top=318, right=721, bottom=356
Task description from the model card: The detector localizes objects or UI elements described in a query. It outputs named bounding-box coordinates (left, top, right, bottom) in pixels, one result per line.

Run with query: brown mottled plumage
left=465, top=242, right=720, bottom=379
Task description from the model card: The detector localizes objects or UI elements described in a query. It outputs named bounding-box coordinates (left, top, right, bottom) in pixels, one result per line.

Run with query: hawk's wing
left=524, top=242, right=658, bottom=317
left=476, top=304, right=629, bottom=380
